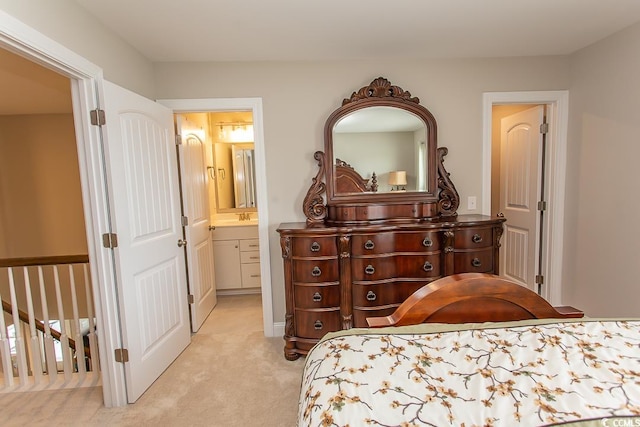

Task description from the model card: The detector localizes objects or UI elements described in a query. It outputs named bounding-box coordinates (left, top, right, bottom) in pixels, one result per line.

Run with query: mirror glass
left=332, top=106, right=428, bottom=194
left=210, top=111, right=257, bottom=212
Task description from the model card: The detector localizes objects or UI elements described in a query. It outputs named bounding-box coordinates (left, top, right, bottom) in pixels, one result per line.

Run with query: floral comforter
left=298, top=319, right=640, bottom=427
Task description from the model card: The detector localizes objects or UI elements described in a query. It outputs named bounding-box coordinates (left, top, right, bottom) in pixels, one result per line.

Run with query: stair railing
left=0, top=255, right=99, bottom=391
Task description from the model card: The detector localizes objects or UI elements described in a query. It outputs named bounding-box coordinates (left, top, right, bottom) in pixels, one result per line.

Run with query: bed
left=297, top=273, right=640, bottom=426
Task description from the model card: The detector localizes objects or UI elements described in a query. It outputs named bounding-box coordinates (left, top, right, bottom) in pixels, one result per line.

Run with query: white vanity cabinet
left=211, top=225, right=261, bottom=292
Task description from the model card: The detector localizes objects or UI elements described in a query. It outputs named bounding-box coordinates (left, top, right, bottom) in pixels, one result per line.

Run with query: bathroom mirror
left=213, top=141, right=257, bottom=212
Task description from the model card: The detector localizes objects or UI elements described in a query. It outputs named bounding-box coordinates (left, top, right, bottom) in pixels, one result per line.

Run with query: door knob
left=177, top=239, right=188, bottom=247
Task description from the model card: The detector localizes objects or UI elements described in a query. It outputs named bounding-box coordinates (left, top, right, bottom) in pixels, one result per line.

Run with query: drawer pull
left=364, top=240, right=375, bottom=250
left=312, top=292, right=322, bottom=302
left=422, top=237, right=433, bottom=247
left=250, top=274, right=261, bottom=278
left=364, top=265, right=375, bottom=275
left=423, top=261, right=434, bottom=272
left=472, top=234, right=483, bottom=244
left=366, top=290, right=377, bottom=301
left=314, top=320, right=323, bottom=330
left=311, top=266, right=322, bottom=277
left=472, top=258, right=482, bottom=267
left=310, top=241, right=321, bottom=252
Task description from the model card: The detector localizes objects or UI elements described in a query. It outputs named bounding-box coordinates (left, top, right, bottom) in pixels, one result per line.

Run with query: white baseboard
left=271, top=322, right=285, bottom=338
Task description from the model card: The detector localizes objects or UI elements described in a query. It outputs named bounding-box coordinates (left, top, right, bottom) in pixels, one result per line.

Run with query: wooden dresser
left=277, top=77, right=505, bottom=360
left=278, top=216, right=503, bottom=359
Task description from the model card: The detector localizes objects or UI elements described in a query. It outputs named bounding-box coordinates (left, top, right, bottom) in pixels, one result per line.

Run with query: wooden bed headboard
left=367, top=273, right=583, bottom=327
left=334, top=159, right=377, bottom=193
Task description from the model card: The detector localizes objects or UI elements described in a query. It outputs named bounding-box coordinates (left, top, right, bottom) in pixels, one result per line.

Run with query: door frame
left=0, top=11, right=127, bottom=406
left=158, top=98, right=274, bottom=337
left=482, top=91, right=569, bottom=305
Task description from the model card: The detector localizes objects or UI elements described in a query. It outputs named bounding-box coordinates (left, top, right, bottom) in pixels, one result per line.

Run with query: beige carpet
left=0, top=294, right=306, bottom=426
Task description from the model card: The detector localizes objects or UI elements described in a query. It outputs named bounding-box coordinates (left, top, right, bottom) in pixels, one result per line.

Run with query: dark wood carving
left=335, top=158, right=378, bottom=194
left=436, top=147, right=460, bottom=216
left=302, top=151, right=327, bottom=224
left=342, top=76, right=420, bottom=106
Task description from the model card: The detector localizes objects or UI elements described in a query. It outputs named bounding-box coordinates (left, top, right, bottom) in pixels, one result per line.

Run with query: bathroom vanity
left=211, top=224, right=261, bottom=293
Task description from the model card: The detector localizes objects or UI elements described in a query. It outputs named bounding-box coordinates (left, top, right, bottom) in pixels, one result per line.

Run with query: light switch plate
left=467, top=196, right=477, bottom=210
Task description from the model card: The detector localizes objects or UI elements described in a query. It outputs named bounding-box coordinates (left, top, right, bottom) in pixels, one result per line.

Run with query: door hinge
left=181, top=216, right=189, bottom=227
left=114, top=348, right=129, bottom=363
left=187, top=294, right=195, bottom=304
left=175, top=134, right=182, bottom=146
left=537, top=201, right=547, bottom=211
left=90, top=109, right=106, bottom=126
left=540, top=122, right=549, bottom=134
left=102, top=233, right=118, bottom=249
left=535, top=275, right=544, bottom=285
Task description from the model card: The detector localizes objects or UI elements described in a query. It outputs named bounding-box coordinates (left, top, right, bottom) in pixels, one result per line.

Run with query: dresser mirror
left=303, top=77, right=459, bottom=224
left=332, top=106, right=429, bottom=194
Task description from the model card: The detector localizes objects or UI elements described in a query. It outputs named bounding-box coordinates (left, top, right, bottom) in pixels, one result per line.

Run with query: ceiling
left=74, top=0, right=640, bottom=62
left=3, top=1, right=640, bottom=115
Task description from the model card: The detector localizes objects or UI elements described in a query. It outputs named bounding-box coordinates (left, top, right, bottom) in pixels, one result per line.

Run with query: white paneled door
left=499, top=106, right=545, bottom=292
left=102, top=81, right=191, bottom=402
left=175, top=115, right=217, bottom=332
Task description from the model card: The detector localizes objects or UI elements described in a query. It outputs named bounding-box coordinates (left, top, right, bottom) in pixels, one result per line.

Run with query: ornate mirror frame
left=303, top=77, right=459, bottom=225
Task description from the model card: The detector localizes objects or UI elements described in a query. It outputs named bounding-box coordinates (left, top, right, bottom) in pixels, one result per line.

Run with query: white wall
left=154, top=58, right=572, bottom=322
left=563, top=22, right=640, bottom=317
left=0, top=0, right=155, bottom=98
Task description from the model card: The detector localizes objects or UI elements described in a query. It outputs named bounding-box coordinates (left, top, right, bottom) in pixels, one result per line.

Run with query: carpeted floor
left=0, top=294, right=306, bottom=426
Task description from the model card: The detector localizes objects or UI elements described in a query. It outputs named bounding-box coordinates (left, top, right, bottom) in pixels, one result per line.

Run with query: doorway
left=483, top=91, right=569, bottom=305
left=160, top=98, right=273, bottom=337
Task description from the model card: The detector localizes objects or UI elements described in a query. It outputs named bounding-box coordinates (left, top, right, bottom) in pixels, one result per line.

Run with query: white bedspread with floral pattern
left=298, top=319, right=640, bottom=427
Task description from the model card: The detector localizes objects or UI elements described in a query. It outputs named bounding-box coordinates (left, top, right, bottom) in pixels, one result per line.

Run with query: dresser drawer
left=454, top=248, right=494, bottom=273
left=291, top=237, right=337, bottom=257
left=353, top=281, right=425, bottom=307
left=294, top=309, right=341, bottom=339
left=395, top=254, right=441, bottom=278
left=294, top=284, right=340, bottom=309
left=454, top=228, right=493, bottom=249
left=351, top=258, right=396, bottom=281
left=293, top=259, right=339, bottom=282
left=352, top=306, right=398, bottom=328
left=395, top=231, right=441, bottom=252
left=351, top=232, right=395, bottom=255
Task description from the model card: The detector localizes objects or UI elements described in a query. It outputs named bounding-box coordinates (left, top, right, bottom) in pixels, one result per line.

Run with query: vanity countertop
left=210, top=216, right=258, bottom=228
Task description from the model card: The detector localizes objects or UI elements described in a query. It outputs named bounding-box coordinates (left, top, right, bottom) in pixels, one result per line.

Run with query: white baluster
left=8, top=267, right=29, bottom=386
left=53, top=266, right=72, bottom=381
left=37, top=266, right=57, bottom=382
left=0, top=278, right=14, bottom=388
left=83, top=264, right=99, bottom=373
left=23, top=266, right=43, bottom=384
left=68, top=265, right=86, bottom=376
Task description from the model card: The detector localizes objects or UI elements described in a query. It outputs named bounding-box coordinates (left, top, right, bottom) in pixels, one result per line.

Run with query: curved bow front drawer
left=294, top=309, right=341, bottom=339
left=455, top=228, right=493, bottom=249
left=291, top=236, right=337, bottom=257
left=351, top=233, right=395, bottom=255
left=395, top=231, right=441, bottom=252
left=292, top=259, right=338, bottom=282
left=294, top=284, right=340, bottom=308
left=454, top=248, right=494, bottom=273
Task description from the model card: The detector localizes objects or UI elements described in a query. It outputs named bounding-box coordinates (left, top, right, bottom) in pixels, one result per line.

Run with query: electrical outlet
left=467, top=196, right=477, bottom=210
